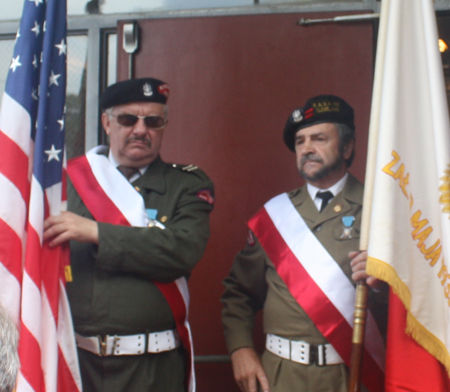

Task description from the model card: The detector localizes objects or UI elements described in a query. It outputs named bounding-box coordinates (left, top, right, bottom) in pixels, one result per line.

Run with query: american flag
left=0, top=0, right=82, bottom=390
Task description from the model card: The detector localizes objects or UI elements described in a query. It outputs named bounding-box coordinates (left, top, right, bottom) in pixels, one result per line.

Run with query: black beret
left=283, top=95, right=355, bottom=151
left=100, top=77, right=170, bottom=110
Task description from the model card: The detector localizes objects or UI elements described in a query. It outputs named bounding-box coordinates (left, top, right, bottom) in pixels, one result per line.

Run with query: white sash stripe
left=265, top=193, right=356, bottom=324
left=86, top=146, right=148, bottom=227
left=264, top=193, right=385, bottom=370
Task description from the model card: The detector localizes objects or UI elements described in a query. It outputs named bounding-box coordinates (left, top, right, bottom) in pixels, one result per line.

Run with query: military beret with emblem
left=283, top=94, right=355, bottom=152
left=100, top=77, right=170, bottom=110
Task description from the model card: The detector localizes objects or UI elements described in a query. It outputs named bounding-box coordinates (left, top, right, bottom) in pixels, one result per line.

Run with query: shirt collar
left=108, top=150, right=149, bottom=176
left=307, top=172, right=349, bottom=201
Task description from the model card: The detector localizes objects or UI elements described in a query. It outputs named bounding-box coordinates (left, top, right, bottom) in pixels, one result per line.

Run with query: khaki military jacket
left=67, top=155, right=214, bottom=337
left=221, top=174, right=383, bottom=391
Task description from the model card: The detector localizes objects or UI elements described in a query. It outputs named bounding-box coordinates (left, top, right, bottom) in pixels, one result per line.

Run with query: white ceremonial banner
left=361, top=0, right=450, bottom=372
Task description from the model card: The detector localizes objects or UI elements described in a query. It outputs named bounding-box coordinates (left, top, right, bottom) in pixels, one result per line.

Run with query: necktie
left=316, top=191, right=333, bottom=212
left=117, top=165, right=140, bottom=181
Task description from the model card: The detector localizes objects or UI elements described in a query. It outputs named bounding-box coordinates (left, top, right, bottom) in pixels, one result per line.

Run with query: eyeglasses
left=110, top=113, right=166, bottom=129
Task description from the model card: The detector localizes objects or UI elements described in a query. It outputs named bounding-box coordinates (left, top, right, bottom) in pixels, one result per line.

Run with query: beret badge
left=291, top=109, right=303, bottom=123
left=143, top=83, right=153, bottom=97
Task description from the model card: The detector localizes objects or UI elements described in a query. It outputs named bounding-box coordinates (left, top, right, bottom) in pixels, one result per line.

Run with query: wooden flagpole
left=348, top=280, right=369, bottom=392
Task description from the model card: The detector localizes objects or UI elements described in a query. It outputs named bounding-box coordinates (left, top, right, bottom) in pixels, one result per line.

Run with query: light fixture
left=439, top=39, right=448, bottom=53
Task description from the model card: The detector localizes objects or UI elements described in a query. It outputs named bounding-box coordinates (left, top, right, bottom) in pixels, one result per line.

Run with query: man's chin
left=122, top=149, right=157, bottom=166
left=299, top=168, right=329, bottom=182
left=299, top=166, right=322, bottom=181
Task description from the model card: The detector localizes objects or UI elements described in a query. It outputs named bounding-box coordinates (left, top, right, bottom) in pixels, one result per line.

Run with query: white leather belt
left=266, top=334, right=344, bottom=366
left=75, top=329, right=180, bottom=356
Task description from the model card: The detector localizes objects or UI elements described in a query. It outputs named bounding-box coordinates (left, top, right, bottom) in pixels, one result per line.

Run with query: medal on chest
left=340, top=216, right=355, bottom=239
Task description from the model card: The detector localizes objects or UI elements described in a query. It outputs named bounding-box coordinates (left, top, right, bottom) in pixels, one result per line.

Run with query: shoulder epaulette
left=170, top=163, right=198, bottom=172
left=169, top=163, right=211, bottom=182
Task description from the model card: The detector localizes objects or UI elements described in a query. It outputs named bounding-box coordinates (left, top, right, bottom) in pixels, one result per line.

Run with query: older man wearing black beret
left=44, top=78, right=214, bottom=392
left=221, top=95, right=386, bottom=392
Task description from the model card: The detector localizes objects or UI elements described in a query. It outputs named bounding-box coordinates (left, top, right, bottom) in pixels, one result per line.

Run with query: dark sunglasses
left=111, top=113, right=166, bottom=129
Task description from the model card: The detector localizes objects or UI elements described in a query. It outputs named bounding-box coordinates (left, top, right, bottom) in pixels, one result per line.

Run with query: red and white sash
left=248, top=193, right=385, bottom=392
left=67, top=146, right=195, bottom=392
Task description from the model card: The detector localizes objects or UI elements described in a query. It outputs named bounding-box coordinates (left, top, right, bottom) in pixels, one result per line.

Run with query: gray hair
left=335, top=123, right=355, bottom=167
left=0, top=305, right=18, bottom=392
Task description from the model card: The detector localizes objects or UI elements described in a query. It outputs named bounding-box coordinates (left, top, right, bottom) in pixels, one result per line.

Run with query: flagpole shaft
left=348, top=280, right=369, bottom=392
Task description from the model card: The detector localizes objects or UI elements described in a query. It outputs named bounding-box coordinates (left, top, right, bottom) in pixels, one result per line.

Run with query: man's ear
left=101, top=112, right=111, bottom=136
left=343, top=139, right=355, bottom=160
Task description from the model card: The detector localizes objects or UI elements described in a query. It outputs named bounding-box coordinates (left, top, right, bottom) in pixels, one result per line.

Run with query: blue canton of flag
left=7, top=0, right=67, bottom=190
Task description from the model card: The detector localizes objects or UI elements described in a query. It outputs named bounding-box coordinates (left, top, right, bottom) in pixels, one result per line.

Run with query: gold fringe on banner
left=367, top=256, right=450, bottom=376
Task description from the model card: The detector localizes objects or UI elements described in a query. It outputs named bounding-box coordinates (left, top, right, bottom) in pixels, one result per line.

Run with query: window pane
left=70, top=0, right=252, bottom=16
left=107, top=33, right=117, bottom=87
left=66, top=34, right=88, bottom=159
left=0, top=38, right=15, bottom=98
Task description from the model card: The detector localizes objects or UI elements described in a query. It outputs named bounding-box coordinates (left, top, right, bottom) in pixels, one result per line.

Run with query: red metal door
left=116, top=11, right=375, bottom=391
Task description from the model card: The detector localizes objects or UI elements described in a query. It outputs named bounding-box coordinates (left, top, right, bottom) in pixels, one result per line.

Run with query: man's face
left=295, top=122, right=353, bottom=188
left=102, top=101, right=167, bottom=168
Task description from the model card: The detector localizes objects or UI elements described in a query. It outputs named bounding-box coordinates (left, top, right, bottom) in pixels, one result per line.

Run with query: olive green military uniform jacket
left=67, top=155, right=214, bottom=391
left=222, top=174, right=384, bottom=392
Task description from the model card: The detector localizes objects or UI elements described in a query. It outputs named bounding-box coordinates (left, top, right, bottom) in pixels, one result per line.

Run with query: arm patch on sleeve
left=197, top=189, right=214, bottom=205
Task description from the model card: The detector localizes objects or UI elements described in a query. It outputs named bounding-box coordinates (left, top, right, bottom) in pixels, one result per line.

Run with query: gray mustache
left=300, top=153, right=323, bottom=165
left=125, top=136, right=151, bottom=146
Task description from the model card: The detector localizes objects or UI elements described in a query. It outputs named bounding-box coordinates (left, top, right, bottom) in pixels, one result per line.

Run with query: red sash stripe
left=67, top=155, right=130, bottom=226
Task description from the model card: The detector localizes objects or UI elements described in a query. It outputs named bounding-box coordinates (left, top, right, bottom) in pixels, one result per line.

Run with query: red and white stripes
left=0, top=92, right=81, bottom=392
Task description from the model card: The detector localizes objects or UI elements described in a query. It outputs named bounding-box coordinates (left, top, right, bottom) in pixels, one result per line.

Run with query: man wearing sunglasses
left=221, top=95, right=386, bottom=392
left=44, top=78, right=214, bottom=392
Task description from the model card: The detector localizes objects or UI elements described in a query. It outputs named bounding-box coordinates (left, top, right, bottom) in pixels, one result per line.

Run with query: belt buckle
left=309, top=344, right=317, bottom=365
left=97, top=335, right=120, bottom=356
left=97, top=335, right=108, bottom=356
